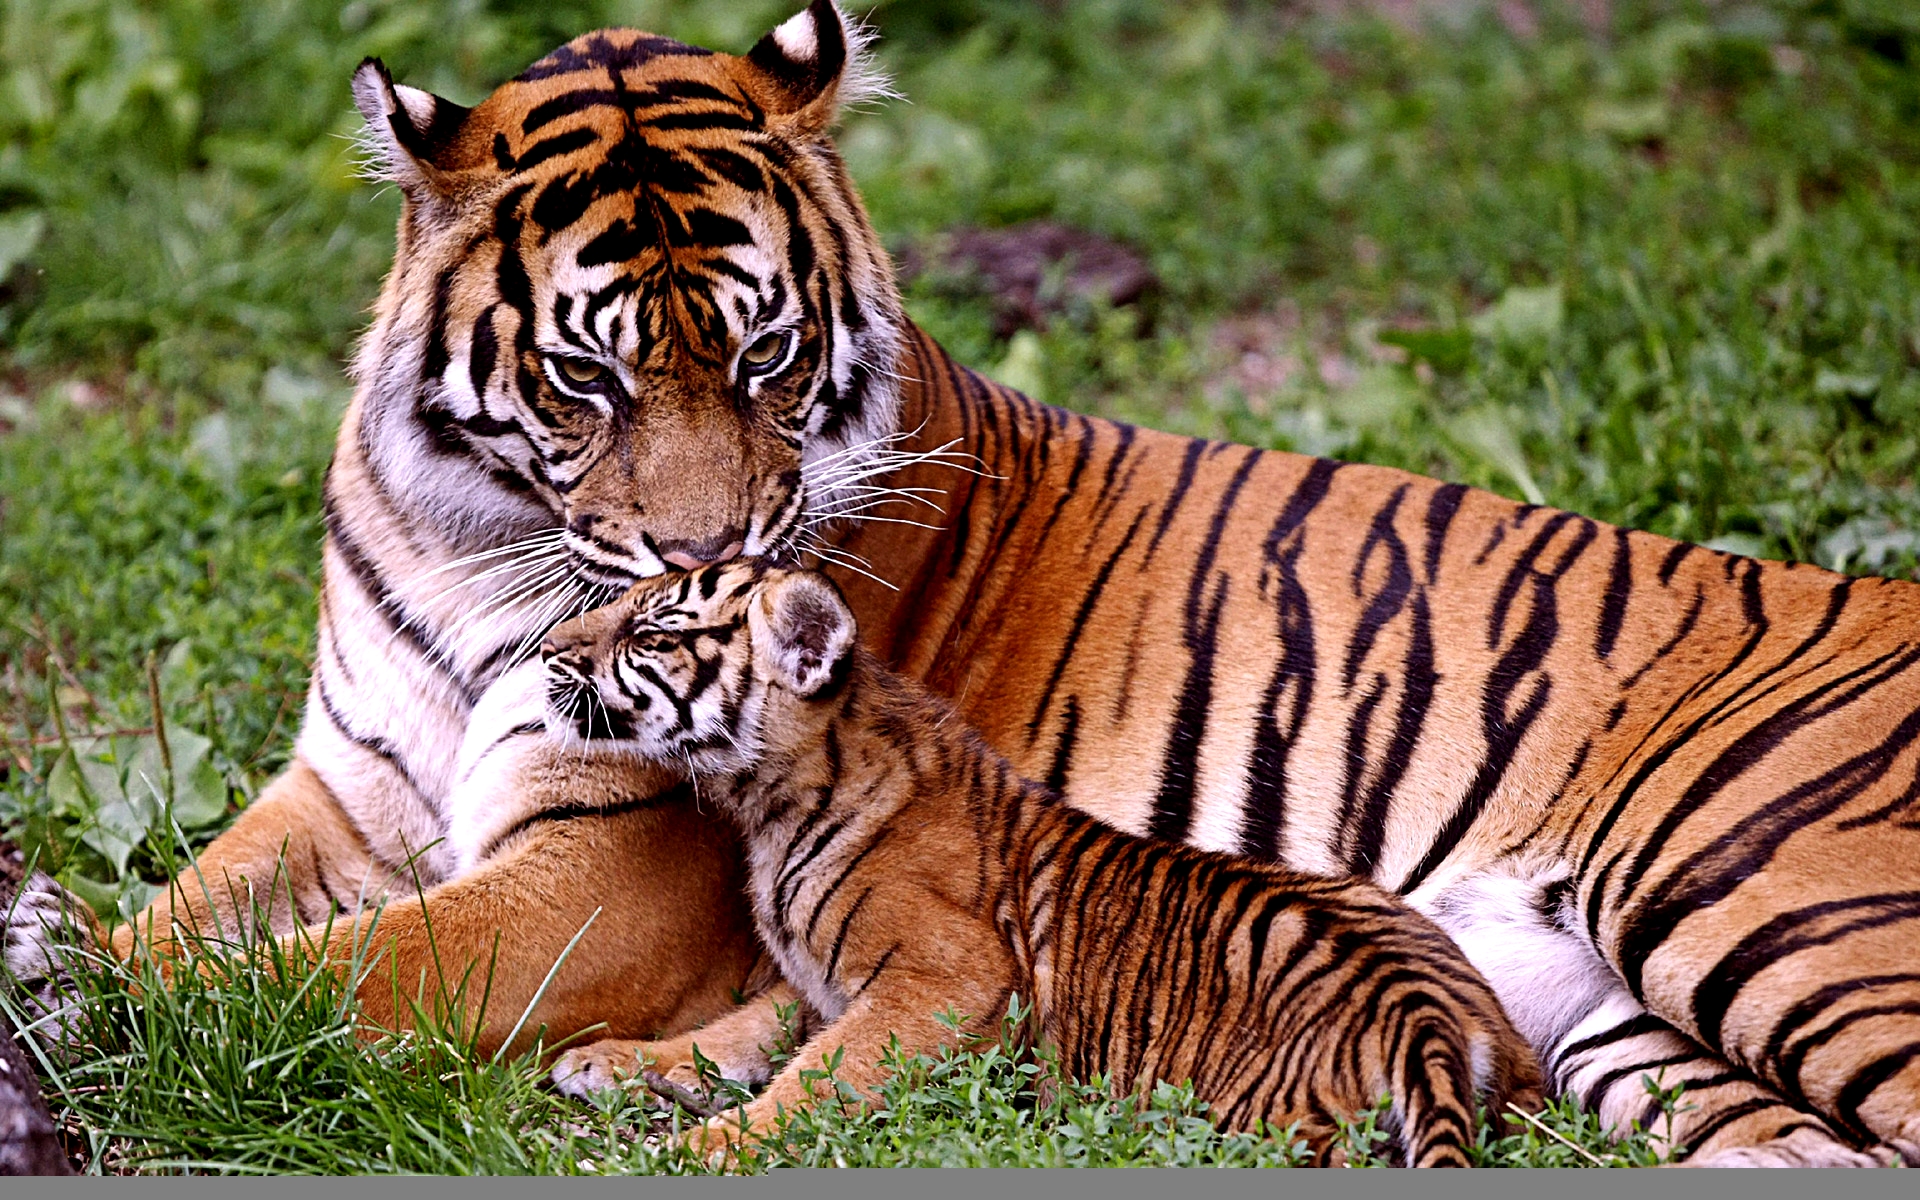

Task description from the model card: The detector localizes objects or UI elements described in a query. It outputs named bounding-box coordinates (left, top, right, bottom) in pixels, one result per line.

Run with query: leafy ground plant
left=2, top=0, right=1916, bottom=1173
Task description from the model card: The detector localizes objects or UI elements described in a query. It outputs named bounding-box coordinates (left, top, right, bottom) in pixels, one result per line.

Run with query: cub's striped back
left=541, top=564, right=1544, bottom=1165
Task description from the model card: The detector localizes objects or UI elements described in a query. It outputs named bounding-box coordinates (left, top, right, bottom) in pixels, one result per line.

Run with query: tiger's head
left=351, top=1, right=903, bottom=581
left=540, top=562, right=855, bottom=773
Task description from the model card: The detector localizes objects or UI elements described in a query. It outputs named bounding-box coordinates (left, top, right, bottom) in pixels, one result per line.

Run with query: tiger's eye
left=739, top=331, right=787, bottom=371
left=556, top=357, right=605, bottom=385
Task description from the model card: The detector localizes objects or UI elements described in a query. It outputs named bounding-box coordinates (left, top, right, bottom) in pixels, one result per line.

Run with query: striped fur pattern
left=540, top=564, right=1543, bottom=1165
left=11, top=3, right=1915, bottom=1164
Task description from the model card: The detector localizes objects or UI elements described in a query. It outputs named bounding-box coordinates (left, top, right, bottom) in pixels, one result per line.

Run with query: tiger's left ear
left=748, top=571, right=856, bottom=699
left=737, top=0, right=892, bottom=135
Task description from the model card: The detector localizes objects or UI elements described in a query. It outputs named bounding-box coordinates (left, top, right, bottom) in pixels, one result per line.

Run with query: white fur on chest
left=443, top=660, right=558, bottom=875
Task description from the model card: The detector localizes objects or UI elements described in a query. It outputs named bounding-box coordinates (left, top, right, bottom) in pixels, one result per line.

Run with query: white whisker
left=804, top=512, right=944, bottom=532
left=418, top=530, right=567, bottom=581
left=795, top=537, right=898, bottom=592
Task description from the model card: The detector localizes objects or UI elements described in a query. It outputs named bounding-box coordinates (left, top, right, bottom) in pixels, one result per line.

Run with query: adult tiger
left=7, top=0, right=1917, bottom=1168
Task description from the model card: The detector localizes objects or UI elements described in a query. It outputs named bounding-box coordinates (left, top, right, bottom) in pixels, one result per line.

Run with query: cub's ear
left=748, top=571, right=856, bottom=698
left=351, top=58, right=471, bottom=207
left=736, top=0, right=893, bottom=135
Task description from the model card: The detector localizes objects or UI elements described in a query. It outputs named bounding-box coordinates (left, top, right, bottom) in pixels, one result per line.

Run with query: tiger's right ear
left=748, top=571, right=856, bottom=699
left=351, top=58, right=470, bottom=206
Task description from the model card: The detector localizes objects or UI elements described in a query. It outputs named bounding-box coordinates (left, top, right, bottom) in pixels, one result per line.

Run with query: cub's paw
left=2, top=872, right=96, bottom=1039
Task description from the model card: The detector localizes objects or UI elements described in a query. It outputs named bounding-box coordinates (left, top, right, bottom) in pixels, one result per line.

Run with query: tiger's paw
left=1680, top=1125, right=1893, bottom=1168
left=2, top=872, right=95, bottom=1041
left=551, top=1039, right=655, bottom=1099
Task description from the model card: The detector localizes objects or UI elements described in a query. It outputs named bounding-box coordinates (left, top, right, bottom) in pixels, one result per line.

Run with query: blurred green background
left=1, top=0, right=1918, bottom=904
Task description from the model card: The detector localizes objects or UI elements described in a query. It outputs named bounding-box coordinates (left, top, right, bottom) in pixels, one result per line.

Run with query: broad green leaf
left=175, top=757, right=231, bottom=830
left=988, top=330, right=1047, bottom=403
left=81, top=763, right=156, bottom=878
left=61, top=872, right=120, bottom=919
left=1449, top=408, right=1547, bottom=506
left=0, top=209, right=46, bottom=278
left=1813, top=369, right=1879, bottom=400
left=1470, top=285, right=1564, bottom=347
left=1377, top=328, right=1472, bottom=375
left=45, top=751, right=90, bottom=818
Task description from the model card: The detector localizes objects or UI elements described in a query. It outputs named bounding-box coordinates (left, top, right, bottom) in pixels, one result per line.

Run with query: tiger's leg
left=298, top=798, right=760, bottom=1058
left=6, top=758, right=762, bottom=1060
left=4, top=760, right=381, bottom=1021
left=1426, top=866, right=1884, bottom=1166
left=1606, top=803, right=1920, bottom=1162
left=111, top=759, right=393, bottom=959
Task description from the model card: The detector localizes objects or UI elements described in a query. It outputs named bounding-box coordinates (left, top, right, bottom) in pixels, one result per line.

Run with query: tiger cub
left=541, top=562, right=1543, bottom=1166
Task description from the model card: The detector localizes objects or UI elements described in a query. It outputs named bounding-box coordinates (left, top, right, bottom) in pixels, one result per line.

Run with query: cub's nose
left=539, top=638, right=561, bottom=660
left=659, top=535, right=745, bottom=571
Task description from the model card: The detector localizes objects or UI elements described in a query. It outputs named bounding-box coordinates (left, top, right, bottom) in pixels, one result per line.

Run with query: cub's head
left=352, top=1, right=903, bottom=579
left=540, top=562, right=855, bottom=772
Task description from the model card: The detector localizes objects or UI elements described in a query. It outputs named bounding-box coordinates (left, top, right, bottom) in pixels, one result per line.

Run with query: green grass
left=5, top=907, right=1674, bottom=1171
left=2, top=0, right=1917, bottom=1173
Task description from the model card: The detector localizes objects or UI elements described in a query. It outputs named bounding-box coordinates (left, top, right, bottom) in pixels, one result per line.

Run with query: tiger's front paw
left=3, top=872, right=96, bottom=1040
left=551, top=1038, right=654, bottom=1099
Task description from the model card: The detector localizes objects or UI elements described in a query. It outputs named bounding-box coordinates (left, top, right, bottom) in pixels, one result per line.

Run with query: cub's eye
left=738, top=331, right=791, bottom=376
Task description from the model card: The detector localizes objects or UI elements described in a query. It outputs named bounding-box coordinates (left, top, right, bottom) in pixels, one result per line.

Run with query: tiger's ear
left=737, top=0, right=892, bottom=135
left=748, top=571, right=856, bottom=699
left=351, top=58, right=471, bottom=205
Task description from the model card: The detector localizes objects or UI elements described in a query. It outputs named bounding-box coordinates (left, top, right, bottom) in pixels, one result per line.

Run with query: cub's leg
left=1425, top=866, right=1884, bottom=1166
left=690, top=969, right=1003, bottom=1153
left=551, top=975, right=807, bottom=1098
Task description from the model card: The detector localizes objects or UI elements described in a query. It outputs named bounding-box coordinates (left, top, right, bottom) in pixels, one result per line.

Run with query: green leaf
left=1813, top=369, right=1879, bottom=400
left=1470, top=285, right=1564, bottom=347
left=1449, top=407, right=1547, bottom=506
left=176, top=754, right=231, bottom=831
left=0, top=210, right=46, bottom=278
left=61, top=872, right=119, bottom=918
left=45, top=751, right=90, bottom=818
left=1377, top=328, right=1472, bottom=374
left=80, top=756, right=156, bottom=879
left=987, top=330, right=1047, bottom=403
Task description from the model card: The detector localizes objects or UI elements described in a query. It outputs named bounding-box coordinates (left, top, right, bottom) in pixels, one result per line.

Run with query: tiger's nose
left=660, top=537, right=744, bottom=571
